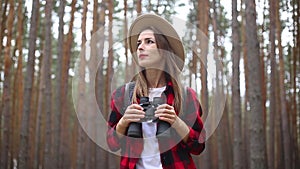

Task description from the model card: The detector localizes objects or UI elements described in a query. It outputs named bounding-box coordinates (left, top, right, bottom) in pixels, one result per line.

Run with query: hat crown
left=128, top=13, right=185, bottom=71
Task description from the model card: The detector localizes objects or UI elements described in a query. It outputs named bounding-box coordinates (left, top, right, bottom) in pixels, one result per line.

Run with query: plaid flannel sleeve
left=179, top=87, right=205, bottom=155
left=106, top=85, right=125, bottom=152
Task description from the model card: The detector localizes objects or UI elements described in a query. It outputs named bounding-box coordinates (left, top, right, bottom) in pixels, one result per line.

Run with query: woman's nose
left=138, top=42, right=145, bottom=51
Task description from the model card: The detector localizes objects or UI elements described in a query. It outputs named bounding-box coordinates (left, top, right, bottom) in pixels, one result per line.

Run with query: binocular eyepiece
left=127, top=97, right=171, bottom=138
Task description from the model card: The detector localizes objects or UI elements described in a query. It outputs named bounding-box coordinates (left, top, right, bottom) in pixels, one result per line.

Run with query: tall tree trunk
left=240, top=0, right=250, bottom=167
left=1, top=0, right=14, bottom=168
left=59, top=1, right=75, bottom=168
left=268, top=0, right=276, bottom=168
left=0, top=0, right=8, bottom=71
left=76, top=0, right=88, bottom=168
left=33, top=31, right=46, bottom=169
left=275, top=0, right=291, bottom=168
left=124, top=0, right=129, bottom=82
left=0, top=0, right=6, bottom=158
left=232, top=0, right=243, bottom=168
left=43, top=1, right=53, bottom=169
left=137, top=0, right=142, bottom=14
left=291, top=1, right=299, bottom=167
left=95, top=1, right=107, bottom=168
left=274, top=72, right=284, bottom=169
left=86, top=0, right=101, bottom=167
left=92, top=4, right=100, bottom=167
left=34, top=48, right=46, bottom=169
left=260, top=0, right=267, bottom=129
left=198, top=0, right=210, bottom=168
left=211, top=1, right=224, bottom=169
left=18, top=0, right=39, bottom=168
left=106, top=1, right=117, bottom=169
left=11, top=0, right=24, bottom=168
left=245, top=0, right=267, bottom=168
left=54, top=1, right=65, bottom=169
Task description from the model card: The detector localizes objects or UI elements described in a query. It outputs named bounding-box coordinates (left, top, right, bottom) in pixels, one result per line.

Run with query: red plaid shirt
left=107, top=81, right=205, bottom=169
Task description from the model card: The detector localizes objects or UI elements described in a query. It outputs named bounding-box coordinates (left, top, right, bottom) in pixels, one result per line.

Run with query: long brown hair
left=132, top=26, right=184, bottom=114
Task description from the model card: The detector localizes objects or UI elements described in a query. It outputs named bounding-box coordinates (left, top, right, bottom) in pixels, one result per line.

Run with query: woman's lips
left=138, top=54, right=148, bottom=59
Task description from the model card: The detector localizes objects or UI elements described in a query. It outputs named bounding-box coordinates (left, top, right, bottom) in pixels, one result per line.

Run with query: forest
left=0, top=0, right=299, bottom=169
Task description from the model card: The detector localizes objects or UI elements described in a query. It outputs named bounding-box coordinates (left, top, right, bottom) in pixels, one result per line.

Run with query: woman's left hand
left=155, top=104, right=190, bottom=142
left=154, top=104, right=177, bottom=124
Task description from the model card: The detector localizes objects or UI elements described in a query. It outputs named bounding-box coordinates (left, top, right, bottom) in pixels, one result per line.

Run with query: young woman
left=107, top=13, right=205, bottom=169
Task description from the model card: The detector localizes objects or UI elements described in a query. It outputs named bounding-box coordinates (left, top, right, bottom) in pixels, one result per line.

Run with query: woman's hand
left=154, top=104, right=177, bottom=124
left=155, top=104, right=190, bottom=143
left=116, top=104, right=145, bottom=137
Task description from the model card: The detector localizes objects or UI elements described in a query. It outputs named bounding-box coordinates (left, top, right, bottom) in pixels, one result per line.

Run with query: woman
left=107, top=13, right=205, bottom=169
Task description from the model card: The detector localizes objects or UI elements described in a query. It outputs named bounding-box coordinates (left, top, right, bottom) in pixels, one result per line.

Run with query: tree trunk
left=211, top=1, right=224, bottom=169
left=137, top=0, right=142, bottom=14
left=232, top=0, right=243, bottom=168
left=291, top=1, right=299, bottom=167
left=0, top=0, right=6, bottom=160
left=124, top=0, right=129, bottom=82
left=268, top=0, right=276, bottom=168
left=1, top=0, right=14, bottom=168
left=198, top=0, right=210, bottom=168
left=240, top=0, right=250, bottom=167
left=274, top=73, right=283, bottom=169
left=18, top=0, right=39, bottom=168
left=245, top=0, right=267, bottom=168
left=43, top=1, right=53, bottom=169
left=107, top=1, right=117, bottom=169
left=0, top=0, right=8, bottom=68
left=53, top=1, right=65, bottom=168
left=275, top=0, right=291, bottom=168
left=260, top=0, right=267, bottom=129
left=35, top=52, right=45, bottom=169
left=59, top=0, right=75, bottom=168
left=11, top=1, right=24, bottom=168
left=76, top=0, right=88, bottom=168
left=95, top=1, right=107, bottom=168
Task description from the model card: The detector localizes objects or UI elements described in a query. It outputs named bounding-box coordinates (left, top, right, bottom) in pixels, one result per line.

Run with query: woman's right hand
left=116, top=104, right=145, bottom=137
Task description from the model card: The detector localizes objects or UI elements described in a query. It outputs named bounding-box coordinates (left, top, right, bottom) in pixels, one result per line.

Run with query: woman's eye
left=147, top=39, right=155, bottom=44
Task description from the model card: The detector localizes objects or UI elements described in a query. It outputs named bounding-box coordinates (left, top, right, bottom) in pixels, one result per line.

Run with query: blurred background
left=0, top=0, right=299, bottom=169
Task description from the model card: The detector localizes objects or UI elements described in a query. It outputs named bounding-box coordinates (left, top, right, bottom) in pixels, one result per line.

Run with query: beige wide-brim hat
left=128, top=13, right=185, bottom=71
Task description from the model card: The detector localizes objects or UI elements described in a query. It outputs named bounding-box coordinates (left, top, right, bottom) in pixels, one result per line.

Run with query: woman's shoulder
left=112, top=82, right=136, bottom=99
left=182, top=86, right=197, bottom=96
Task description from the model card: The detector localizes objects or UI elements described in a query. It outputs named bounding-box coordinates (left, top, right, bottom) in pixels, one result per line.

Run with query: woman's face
left=136, top=29, right=165, bottom=69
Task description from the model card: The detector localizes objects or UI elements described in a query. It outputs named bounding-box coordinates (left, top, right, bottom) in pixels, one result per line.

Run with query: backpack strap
left=121, top=82, right=135, bottom=115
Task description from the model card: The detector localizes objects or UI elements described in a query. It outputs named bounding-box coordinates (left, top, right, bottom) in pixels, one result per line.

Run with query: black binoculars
left=127, top=97, right=171, bottom=138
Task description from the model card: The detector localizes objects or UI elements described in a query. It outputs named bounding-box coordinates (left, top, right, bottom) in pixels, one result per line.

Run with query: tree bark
left=0, top=0, right=8, bottom=68
left=107, top=1, right=117, bottom=169
left=275, top=0, right=291, bottom=168
left=245, top=0, right=267, bottom=168
left=291, top=1, right=299, bottom=167
left=18, top=0, right=39, bottom=168
left=95, top=1, right=107, bottom=168
left=11, top=0, right=24, bottom=168
left=198, top=0, right=210, bottom=168
left=76, top=0, right=88, bottom=168
left=1, top=0, right=14, bottom=168
left=54, top=1, right=65, bottom=169
left=240, top=0, right=250, bottom=167
left=268, top=0, right=276, bottom=168
left=232, top=0, right=243, bottom=168
left=137, top=0, right=142, bottom=14
left=43, top=1, right=53, bottom=169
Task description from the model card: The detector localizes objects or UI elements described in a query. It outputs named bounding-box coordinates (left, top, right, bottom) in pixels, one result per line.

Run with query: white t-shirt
left=136, top=86, right=166, bottom=169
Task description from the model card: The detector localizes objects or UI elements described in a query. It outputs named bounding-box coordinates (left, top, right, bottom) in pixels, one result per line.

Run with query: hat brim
left=128, top=14, right=185, bottom=71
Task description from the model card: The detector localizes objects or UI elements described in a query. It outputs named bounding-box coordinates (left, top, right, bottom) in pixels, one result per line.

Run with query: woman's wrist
left=173, top=117, right=190, bottom=143
left=116, top=118, right=128, bottom=138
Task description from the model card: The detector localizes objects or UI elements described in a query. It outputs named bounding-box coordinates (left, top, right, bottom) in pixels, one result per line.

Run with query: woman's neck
left=145, top=69, right=166, bottom=88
